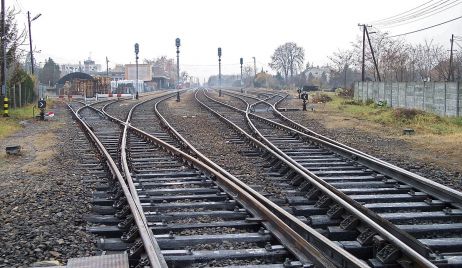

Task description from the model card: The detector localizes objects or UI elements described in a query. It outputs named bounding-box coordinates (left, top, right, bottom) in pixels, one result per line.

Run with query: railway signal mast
left=240, top=57, right=243, bottom=93
left=218, top=47, right=222, bottom=91
left=134, top=43, right=139, bottom=99
left=176, top=38, right=181, bottom=102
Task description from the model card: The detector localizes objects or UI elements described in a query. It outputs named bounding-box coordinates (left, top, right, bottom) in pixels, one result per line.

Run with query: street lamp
left=175, top=37, right=180, bottom=102
left=28, top=11, right=41, bottom=75
left=134, top=43, right=139, bottom=99
left=218, top=47, right=222, bottom=90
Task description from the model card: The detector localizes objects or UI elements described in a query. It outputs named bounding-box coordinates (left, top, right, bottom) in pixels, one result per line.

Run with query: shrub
left=342, top=99, right=363, bottom=105
left=393, top=108, right=425, bottom=120
left=335, top=87, right=354, bottom=98
left=365, top=99, right=375, bottom=105
left=311, top=93, right=332, bottom=103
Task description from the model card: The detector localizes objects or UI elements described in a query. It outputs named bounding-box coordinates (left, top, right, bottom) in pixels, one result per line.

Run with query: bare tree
left=242, top=65, right=254, bottom=86
left=328, top=49, right=353, bottom=87
left=269, top=42, right=304, bottom=84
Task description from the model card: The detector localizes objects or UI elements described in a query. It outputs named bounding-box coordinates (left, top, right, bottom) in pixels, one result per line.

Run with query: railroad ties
left=67, top=89, right=462, bottom=267
left=197, top=88, right=462, bottom=267
left=71, top=96, right=315, bottom=267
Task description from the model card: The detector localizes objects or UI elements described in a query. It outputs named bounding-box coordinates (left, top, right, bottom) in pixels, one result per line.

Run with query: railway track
left=193, top=88, right=462, bottom=267
left=69, top=93, right=366, bottom=267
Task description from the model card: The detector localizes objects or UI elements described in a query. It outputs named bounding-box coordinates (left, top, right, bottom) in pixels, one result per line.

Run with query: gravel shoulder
left=277, top=90, right=462, bottom=191
left=0, top=102, right=97, bottom=267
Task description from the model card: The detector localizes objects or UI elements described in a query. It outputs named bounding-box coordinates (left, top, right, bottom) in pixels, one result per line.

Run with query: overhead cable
left=389, top=16, right=462, bottom=37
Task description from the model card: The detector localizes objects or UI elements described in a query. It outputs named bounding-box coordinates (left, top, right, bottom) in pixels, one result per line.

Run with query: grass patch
left=324, top=93, right=462, bottom=135
left=0, top=103, right=39, bottom=139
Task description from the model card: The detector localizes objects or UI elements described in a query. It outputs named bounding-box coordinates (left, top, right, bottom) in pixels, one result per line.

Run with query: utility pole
left=218, top=47, right=222, bottom=90
left=1, top=0, right=7, bottom=116
left=359, top=24, right=366, bottom=82
left=252, top=56, right=256, bottom=77
left=359, top=24, right=380, bottom=82
left=449, top=34, right=454, bottom=82
left=106, top=56, right=109, bottom=77
left=365, top=27, right=381, bottom=82
left=27, top=11, right=41, bottom=75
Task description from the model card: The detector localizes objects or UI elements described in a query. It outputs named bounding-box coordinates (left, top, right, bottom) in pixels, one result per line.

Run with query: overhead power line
left=389, top=15, right=462, bottom=37
left=371, top=0, right=459, bottom=26
left=378, top=0, right=461, bottom=28
left=370, top=0, right=437, bottom=24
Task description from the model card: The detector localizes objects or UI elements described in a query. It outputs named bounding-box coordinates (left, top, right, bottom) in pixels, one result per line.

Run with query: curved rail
left=225, top=89, right=462, bottom=207
left=200, top=89, right=437, bottom=267
left=69, top=104, right=168, bottom=268
left=96, top=91, right=340, bottom=266
left=152, top=91, right=368, bottom=267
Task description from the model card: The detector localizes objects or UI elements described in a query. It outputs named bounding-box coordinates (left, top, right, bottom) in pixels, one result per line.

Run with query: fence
left=354, top=81, right=461, bottom=117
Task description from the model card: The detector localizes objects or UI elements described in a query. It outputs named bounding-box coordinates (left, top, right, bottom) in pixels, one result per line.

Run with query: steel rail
left=190, top=90, right=370, bottom=268
left=126, top=122, right=339, bottom=268
left=225, top=90, right=462, bottom=207
left=202, top=89, right=437, bottom=267
left=99, top=90, right=346, bottom=267
left=115, top=90, right=355, bottom=267
left=68, top=104, right=167, bottom=268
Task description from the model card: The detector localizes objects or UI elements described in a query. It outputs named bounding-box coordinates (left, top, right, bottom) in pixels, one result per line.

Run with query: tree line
left=0, top=7, right=37, bottom=108
left=267, top=33, right=461, bottom=90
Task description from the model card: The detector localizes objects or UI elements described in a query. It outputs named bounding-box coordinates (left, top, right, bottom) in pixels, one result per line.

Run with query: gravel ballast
left=0, top=102, right=98, bottom=267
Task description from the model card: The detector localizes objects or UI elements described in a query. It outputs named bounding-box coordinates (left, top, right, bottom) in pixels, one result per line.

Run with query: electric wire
left=371, top=0, right=456, bottom=26
left=369, top=0, right=436, bottom=24
left=388, top=15, right=462, bottom=37
left=378, top=0, right=461, bottom=29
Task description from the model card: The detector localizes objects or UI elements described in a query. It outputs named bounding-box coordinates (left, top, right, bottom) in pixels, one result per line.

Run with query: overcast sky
left=12, top=0, right=462, bottom=81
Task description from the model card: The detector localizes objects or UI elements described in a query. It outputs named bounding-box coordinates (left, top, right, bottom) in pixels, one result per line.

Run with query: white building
left=60, top=57, right=102, bottom=77
left=304, top=66, right=331, bottom=82
left=60, top=64, right=82, bottom=76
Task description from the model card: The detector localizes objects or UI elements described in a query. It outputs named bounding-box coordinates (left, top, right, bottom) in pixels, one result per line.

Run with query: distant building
left=125, top=64, right=152, bottom=81
left=60, top=56, right=102, bottom=77
left=60, top=64, right=82, bottom=76
left=83, top=57, right=102, bottom=74
left=304, top=66, right=331, bottom=82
